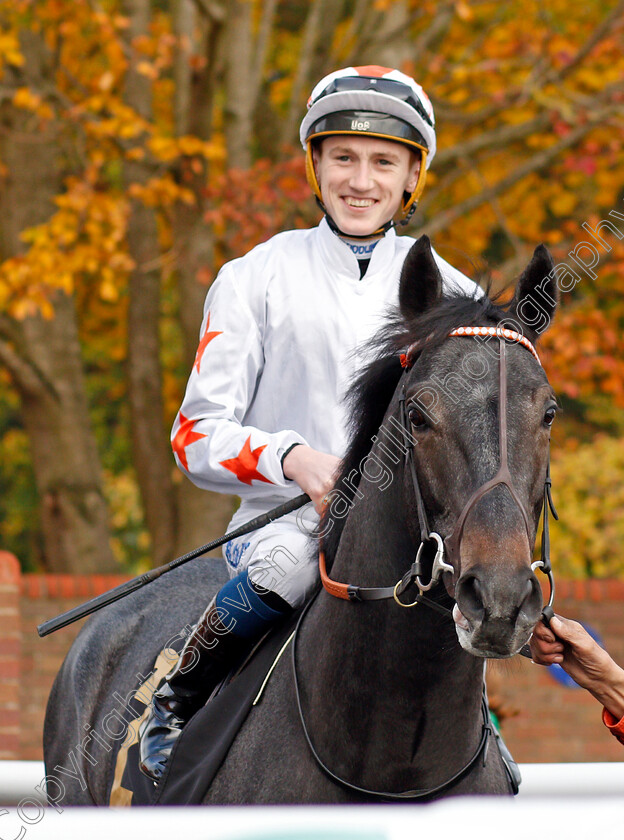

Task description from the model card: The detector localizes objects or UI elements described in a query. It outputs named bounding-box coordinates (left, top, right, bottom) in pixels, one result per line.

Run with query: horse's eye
left=408, top=407, right=428, bottom=429
left=543, top=406, right=557, bottom=426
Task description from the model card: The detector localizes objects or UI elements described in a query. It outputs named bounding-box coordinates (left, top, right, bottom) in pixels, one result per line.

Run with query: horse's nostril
left=457, top=574, right=485, bottom=622
left=519, top=575, right=541, bottom=617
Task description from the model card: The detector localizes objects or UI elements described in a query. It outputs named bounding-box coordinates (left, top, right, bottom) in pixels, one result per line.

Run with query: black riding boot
left=138, top=600, right=248, bottom=781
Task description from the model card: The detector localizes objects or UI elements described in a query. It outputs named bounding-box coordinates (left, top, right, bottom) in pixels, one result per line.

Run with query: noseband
left=319, top=325, right=557, bottom=620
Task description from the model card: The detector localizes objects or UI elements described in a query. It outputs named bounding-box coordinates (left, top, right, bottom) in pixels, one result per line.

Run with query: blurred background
left=0, top=0, right=623, bottom=579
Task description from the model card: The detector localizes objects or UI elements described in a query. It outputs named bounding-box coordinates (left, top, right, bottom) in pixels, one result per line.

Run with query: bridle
left=318, top=325, right=557, bottom=617
left=296, top=325, right=558, bottom=801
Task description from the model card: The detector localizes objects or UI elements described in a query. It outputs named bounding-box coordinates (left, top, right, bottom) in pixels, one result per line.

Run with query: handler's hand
left=282, top=445, right=341, bottom=515
left=530, top=614, right=624, bottom=719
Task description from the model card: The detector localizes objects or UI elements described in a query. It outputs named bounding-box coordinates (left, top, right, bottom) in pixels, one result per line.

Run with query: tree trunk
left=122, top=0, right=177, bottom=567
left=222, top=0, right=254, bottom=168
left=280, top=0, right=327, bottom=147
left=309, top=0, right=345, bottom=86
left=0, top=31, right=117, bottom=573
left=0, top=302, right=118, bottom=573
left=360, top=0, right=413, bottom=69
left=171, top=0, right=235, bottom=555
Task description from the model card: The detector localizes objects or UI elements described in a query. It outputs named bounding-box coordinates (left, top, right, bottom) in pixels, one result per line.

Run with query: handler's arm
left=530, top=614, right=624, bottom=743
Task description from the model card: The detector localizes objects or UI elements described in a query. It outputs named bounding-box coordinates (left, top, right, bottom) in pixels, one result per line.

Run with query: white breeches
left=222, top=505, right=319, bottom=609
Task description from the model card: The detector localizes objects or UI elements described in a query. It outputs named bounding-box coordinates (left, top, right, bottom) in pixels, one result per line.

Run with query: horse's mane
left=322, top=285, right=511, bottom=569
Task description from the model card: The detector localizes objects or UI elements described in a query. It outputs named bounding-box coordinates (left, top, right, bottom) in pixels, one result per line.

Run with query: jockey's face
left=312, top=135, right=420, bottom=238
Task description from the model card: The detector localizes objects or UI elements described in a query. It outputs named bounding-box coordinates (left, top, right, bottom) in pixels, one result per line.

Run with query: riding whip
left=37, top=493, right=311, bottom=637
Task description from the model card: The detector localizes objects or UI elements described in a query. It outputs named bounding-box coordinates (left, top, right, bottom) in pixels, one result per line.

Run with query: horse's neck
left=324, top=458, right=416, bottom=588
left=299, top=471, right=484, bottom=790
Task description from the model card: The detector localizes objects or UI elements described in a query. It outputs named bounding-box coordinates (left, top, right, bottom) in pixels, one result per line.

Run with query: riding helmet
left=300, top=65, right=436, bottom=223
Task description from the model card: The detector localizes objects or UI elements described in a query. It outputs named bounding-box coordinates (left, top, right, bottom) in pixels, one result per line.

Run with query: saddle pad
left=117, top=616, right=297, bottom=806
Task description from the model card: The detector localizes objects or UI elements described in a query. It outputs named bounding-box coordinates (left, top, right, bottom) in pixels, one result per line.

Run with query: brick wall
left=0, top=553, right=130, bottom=761
left=1, top=552, right=623, bottom=763
left=0, top=553, right=21, bottom=759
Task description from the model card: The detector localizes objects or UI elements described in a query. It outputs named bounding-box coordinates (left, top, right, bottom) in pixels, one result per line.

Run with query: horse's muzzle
left=453, top=564, right=542, bottom=658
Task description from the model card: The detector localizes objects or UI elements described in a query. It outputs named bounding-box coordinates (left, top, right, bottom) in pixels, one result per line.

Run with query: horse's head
left=397, top=237, right=558, bottom=658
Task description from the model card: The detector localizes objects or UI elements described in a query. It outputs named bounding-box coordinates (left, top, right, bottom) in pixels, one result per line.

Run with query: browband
left=400, top=326, right=541, bottom=369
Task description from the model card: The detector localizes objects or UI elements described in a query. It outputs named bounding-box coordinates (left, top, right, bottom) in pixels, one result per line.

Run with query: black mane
left=322, top=286, right=510, bottom=568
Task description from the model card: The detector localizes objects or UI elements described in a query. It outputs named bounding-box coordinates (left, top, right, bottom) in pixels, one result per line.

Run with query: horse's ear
left=399, top=236, right=443, bottom=322
left=510, top=244, right=558, bottom=341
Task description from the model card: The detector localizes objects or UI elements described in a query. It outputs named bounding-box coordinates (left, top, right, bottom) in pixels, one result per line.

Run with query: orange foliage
left=204, top=156, right=314, bottom=271
left=1, top=0, right=623, bottom=570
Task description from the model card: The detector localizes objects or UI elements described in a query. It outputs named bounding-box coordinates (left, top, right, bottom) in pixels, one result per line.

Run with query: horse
left=43, top=235, right=558, bottom=805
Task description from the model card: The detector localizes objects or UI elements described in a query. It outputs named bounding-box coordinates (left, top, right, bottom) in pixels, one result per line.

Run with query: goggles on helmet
left=312, top=75, right=434, bottom=128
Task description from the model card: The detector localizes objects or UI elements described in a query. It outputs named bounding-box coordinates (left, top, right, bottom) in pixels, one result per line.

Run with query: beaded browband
left=400, top=326, right=541, bottom=369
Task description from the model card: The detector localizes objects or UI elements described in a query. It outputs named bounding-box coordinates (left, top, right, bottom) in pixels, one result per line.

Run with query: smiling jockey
left=138, top=66, right=479, bottom=781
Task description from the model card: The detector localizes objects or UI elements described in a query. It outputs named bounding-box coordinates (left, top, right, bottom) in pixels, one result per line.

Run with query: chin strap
left=318, top=197, right=417, bottom=240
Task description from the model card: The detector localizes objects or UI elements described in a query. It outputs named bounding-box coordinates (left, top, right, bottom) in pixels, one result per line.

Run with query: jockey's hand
left=530, top=613, right=624, bottom=719
left=282, top=445, right=341, bottom=515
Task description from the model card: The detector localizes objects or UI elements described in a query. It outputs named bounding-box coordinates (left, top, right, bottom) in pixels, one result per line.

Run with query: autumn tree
left=0, top=0, right=623, bottom=576
left=0, top=22, right=118, bottom=572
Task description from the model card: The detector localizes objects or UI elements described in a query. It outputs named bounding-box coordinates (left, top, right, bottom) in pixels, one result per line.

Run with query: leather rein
left=291, top=595, right=493, bottom=801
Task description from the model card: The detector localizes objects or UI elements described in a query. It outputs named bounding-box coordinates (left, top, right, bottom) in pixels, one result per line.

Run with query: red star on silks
left=172, top=413, right=207, bottom=471
left=193, top=312, right=223, bottom=374
left=219, top=436, right=273, bottom=486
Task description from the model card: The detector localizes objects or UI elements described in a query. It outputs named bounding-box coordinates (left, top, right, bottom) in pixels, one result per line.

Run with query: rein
left=291, top=595, right=493, bottom=802
left=319, top=325, right=557, bottom=616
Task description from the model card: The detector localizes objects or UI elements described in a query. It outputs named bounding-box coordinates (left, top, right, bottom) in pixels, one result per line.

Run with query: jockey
left=139, top=65, right=479, bottom=781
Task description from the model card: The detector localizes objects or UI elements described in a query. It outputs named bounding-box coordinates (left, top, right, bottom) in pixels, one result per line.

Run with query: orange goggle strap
left=305, top=140, right=428, bottom=224
left=305, top=143, right=321, bottom=202
left=403, top=154, right=428, bottom=213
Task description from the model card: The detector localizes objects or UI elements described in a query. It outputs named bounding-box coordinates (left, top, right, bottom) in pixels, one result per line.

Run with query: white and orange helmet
left=300, top=65, right=436, bottom=222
